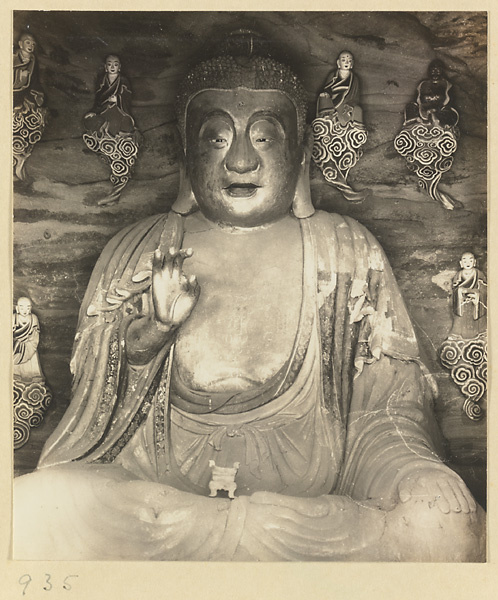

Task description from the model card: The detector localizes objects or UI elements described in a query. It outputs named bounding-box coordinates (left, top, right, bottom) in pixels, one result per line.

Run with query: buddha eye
left=209, top=137, right=228, bottom=148
left=250, top=119, right=280, bottom=148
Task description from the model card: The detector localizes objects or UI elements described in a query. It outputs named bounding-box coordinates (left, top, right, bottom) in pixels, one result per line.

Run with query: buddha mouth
left=224, top=183, right=260, bottom=198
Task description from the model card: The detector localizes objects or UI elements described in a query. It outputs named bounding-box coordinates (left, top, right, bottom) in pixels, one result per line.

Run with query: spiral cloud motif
left=439, top=341, right=462, bottom=368
left=463, top=339, right=486, bottom=366
left=395, top=120, right=459, bottom=207
left=464, top=399, right=483, bottom=421
left=14, top=421, right=30, bottom=450
left=461, top=378, right=485, bottom=402
left=394, top=131, right=416, bottom=156
left=451, top=364, right=474, bottom=384
left=13, top=381, right=51, bottom=450
left=311, top=116, right=367, bottom=186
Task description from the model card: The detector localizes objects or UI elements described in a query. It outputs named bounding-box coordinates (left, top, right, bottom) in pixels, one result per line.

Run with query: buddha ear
left=292, top=126, right=315, bottom=219
left=171, top=151, right=199, bottom=215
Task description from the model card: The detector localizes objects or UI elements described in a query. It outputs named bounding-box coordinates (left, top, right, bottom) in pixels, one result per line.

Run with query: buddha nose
left=225, top=134, right=259, bottom=174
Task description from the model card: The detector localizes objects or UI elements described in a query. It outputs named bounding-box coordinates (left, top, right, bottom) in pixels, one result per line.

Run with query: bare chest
left=173, top=221, right=303, bottom=392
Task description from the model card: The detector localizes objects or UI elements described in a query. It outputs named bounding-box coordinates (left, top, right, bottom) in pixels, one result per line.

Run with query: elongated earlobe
left=292, top=136, right=315, bottom=219
left=171, top=161, right=198, bottom=215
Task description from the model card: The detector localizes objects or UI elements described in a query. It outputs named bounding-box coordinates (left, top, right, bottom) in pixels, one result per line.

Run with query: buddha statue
left=14, top=33, right=484, bottom=562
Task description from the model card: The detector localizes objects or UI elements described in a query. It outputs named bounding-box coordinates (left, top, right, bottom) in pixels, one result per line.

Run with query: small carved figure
left=439, top=253, right=487, bottom=420
left=208, top=460, right=240, bottom=499
left=394, top=60, right=461, bottom=210
left=13, top=297, right=51, bottom=449
left=13, top=32, right=48, bottom=181
left=312, top=50, right=369, bottom=203
left=83, top=55, right=141, bottom=206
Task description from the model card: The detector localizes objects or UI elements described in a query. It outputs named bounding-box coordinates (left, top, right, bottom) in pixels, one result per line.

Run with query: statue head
left=18, top=33, right=36, bottom=55
left=336, top=51, right=354, bottom=72
left=16, top=297, right=32, bottom=316
left=460, top=252, right=476, bottom=270
left=104, top=55, right=121, bottom=76
left=174, top=31, right=313, bottom=227
left=428, top=59, right=445, bottom=81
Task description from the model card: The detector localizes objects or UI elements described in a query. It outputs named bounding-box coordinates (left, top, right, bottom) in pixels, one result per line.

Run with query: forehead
left=17, top=299, right=31, bottom=306
left=339, top=52, right=352, bottom=59
left=20, top=35, right=35, bottom=43
left=106, top=56, right=120, bottom=63
left=186, top=88, right=298, bottom=129
left=461, top=253, right=475, bottom=260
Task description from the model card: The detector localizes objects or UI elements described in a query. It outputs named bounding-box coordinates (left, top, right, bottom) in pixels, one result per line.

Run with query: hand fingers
left=448, top=479, right=470, bottom=514
left=152, top=248, right=165, bottom=272
left=437, top=479, right=460, bottom=514
left=456, top=479, right=477, bottom=513
left=173, top=248, right=193, bottom=274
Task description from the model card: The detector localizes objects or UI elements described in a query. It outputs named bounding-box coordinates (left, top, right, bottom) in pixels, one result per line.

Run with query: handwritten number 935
left=19, top=574, right=78, bottom=595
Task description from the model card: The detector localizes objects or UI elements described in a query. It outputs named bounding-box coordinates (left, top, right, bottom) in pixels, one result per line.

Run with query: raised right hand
left=151, top=247, right=200, bottom=330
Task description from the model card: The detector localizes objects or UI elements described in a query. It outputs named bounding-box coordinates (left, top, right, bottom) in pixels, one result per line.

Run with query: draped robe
left=14, top=209, right=487, bottom=561
left=84, top=73, right=136, bottom=136
left=38, top=209, right=445, bottom=502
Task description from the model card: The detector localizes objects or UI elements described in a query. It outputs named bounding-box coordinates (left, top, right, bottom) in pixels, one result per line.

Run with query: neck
left=191, top=210, right=296, bottom=235
left=108, top=73, right=118, bottom=83
left=338, top=68, right=350, bottom=79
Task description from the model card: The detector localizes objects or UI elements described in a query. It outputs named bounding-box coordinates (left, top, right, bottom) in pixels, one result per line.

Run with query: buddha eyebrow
left=200, top=110, right=234, bottom=126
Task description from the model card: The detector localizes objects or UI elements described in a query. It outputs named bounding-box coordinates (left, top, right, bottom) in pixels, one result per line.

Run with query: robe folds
left=84, top=73, right=136, bottom=136
left=38, top=209, right=446, bottom=503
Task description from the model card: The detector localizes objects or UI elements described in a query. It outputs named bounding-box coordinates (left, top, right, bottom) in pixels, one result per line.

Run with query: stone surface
left=13, top=11, right=487, bottom=505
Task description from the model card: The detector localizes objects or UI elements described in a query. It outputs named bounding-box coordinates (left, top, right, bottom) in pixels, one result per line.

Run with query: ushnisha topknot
left=176, top=30, right=308, bottom=142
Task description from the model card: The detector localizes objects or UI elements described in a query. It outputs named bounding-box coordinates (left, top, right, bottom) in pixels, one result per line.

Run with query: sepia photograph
left=6, top=4, right=493, bottom=592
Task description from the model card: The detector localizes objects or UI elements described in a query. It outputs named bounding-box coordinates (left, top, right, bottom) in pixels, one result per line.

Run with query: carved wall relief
left=13, top=298, right=52, bottom=449
left=13, top=33, right=48, bottom=182
left=83, top=55, right=141, bottom=205
left=394, top=60, right=461, bottom=210
left=312, top=50, right=369, bottom=203
left=439, top=253, right=487, bottom=420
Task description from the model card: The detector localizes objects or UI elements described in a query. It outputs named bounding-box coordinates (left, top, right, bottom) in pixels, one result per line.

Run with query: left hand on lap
left=397, top=467, right=477, bottom=514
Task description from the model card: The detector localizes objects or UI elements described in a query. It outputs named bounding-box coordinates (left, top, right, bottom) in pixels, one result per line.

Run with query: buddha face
left=460, top=253, right=476, bottom=270
left=105, top=56, right=121, bottom=76
left=19, top=35, right=36, bottom=55
left=337, top=52, right=353, bottom=71
left=17, top=298, right=32, bottom=316
left=185, top=89, right=302, bottom=228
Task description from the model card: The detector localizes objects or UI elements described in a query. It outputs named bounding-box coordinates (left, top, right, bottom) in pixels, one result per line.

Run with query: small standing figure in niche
left=394, top=59, right=461, bottom=210
left=439, top=253, right=487, bottom=421
left=311, top=50, right=369, bottom=203
left=83, top=55, right=142, bottom=206
left=13, top=32, right=48, bottom=182
left=13, top=297, right=52, bottom=449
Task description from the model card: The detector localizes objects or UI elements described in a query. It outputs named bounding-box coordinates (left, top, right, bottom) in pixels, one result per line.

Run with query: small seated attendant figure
left=15, top=33, right=484, bottom=562
left=450, top=252, right=487, bottom=339
left=317, top=50, right=363, bottom=126
left=404, top=59, right=459, bottom=129
left=84, top=55, right=136, bottom=137
left=13, top=33, right=48, bottom=181
left=13, top=297, right=44, bottom=383
left=312, top=50, right=368, bottom=202
left=13, top=297, right=52, bottom=450
left=83, top=55, right=141, bottom=205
